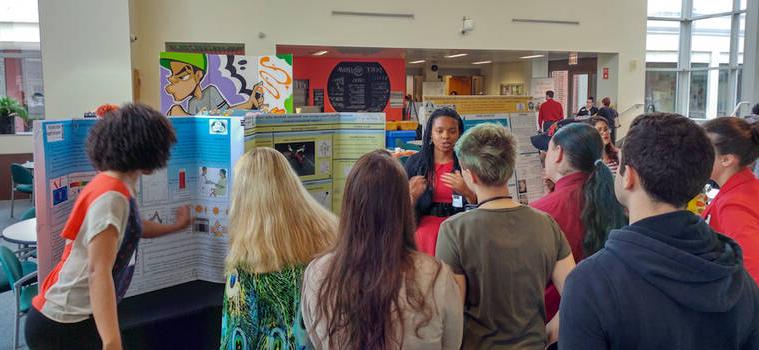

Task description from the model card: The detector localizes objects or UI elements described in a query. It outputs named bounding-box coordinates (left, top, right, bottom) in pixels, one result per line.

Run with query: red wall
left=4, top=58, right=24, bottom=102
left=293, top=57, right=406, bottom=120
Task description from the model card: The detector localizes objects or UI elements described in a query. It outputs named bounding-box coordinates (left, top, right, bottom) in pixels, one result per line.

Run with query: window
left=738, top=13, right=745, bottom=64
left=646, top=0, right=746, bottom=119
left=691, top=16, right=732, bottom=67
left=689, top=70, right=708, bottom=119
left=692, top=0, right=732, bottom=16
left=648, top=0, right=681, bottom=17
left=1, top=0, right=43, bottom=134
left=645, top=69, right=677, bottom=113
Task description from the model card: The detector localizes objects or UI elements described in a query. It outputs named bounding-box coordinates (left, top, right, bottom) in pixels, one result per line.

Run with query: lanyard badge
left=452, top=194, right=464, bottom=208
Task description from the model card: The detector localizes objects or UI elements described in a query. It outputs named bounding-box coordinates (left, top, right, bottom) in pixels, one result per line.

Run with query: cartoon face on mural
left=159, top=52, right=293, bottom=116
left=165, top=60, right=205, bottom=104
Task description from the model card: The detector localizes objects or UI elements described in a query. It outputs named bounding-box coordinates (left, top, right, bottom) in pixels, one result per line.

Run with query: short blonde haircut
left=226, top=147, right=337, bottom=274
left=454, top=123, right=517, bottom=186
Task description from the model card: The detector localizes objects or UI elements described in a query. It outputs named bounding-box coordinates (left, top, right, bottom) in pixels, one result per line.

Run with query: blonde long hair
left=226, top=147, right=337, bottom=274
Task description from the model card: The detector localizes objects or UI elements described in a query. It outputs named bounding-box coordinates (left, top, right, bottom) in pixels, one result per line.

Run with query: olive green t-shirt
left=436, top=205, right=572, bottom=350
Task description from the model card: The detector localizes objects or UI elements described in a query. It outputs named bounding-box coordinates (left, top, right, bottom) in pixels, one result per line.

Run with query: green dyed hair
left=454, top=123, right=517, bottom=187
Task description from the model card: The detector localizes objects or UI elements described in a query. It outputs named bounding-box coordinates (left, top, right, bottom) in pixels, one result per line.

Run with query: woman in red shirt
left=702, top=117, right=759, bottom=282
left=531, top=123, right=627, bottom=320
left=404, top=108, right=476, bottom=255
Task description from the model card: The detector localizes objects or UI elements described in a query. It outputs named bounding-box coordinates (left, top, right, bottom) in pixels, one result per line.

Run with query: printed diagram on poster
left=209, top=119, right=228, bottom=135
left=49, top=176, right=69, bottom=206
left=199, top=167, right=228, bottom=198
left=275, top=142, right=317, bottom=177
left=145, top=208, right=169, bottom=225
left=160, top=52, right=294, bottom=116
left=305, top=180, right=333, bottom=210
left=244, top=112, right=386, bottom=213
left=140, top=168, right=169, bottom=205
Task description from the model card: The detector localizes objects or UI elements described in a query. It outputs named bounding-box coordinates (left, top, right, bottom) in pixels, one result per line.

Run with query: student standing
left=405, top=107, right=476, bottom=255
left=702, top=117, right=759, bottom=282
left=221, top=148, right=336, bottom=349
left=576, top=97, right=598, bottom=118
left=531, top=123, right=626, bottom=320
left=302, top=150, right=463, bottom=349
left=596, top=97, right=619, bottom=143
left=587, top=116, right=620, bottom=173
left=538, top=90, right=564, bottom=132
left=25, top=104, right=191, bottom=350
left=436, top=123, right=575, bottom=349
left=560, top=113, right=759, bottom=350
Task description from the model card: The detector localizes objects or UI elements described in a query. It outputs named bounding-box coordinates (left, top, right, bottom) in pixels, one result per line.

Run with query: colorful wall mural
left=160, top=52, right=293, bottom=116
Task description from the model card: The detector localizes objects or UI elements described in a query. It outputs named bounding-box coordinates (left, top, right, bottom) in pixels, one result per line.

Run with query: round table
left=2, top=218, right=37, bottom=245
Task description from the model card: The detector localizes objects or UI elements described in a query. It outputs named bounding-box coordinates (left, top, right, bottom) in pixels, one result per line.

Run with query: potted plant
left=0, top=96, right=28, bottom=134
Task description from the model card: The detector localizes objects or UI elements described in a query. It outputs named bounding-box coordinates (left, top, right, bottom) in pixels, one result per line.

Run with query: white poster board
left=34, top=116, right=245, bottom=297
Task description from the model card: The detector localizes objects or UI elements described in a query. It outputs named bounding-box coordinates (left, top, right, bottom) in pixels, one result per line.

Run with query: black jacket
left=403, top=152, right=465, bottom=217
left=597, top=107, right=618, bottom=127
left=597, top=106, right=619, bottom=142
left=560, top=211, right=759, bottom=349
left=577, top=106, right=598, bottom=117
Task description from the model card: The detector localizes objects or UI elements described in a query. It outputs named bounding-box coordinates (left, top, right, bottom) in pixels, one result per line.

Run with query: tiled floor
left=1, top=198, right=34, bottom=350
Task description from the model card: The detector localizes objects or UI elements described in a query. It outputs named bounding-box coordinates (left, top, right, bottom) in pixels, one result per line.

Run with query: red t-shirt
left=531, top=172, right=588, bottom=320
left=703, top=168, right=759, bottom=283
left=538, top=99, right=565, bottom=127
left=415, top=162, right=454, bottom=256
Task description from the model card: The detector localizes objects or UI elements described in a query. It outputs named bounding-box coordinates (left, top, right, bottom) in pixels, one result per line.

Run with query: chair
left=403, top=141, right=422, bottom=151
left=0, top=246, right=38, bottom=349
left=12, top=207, right=37, bottom=261
left=10, top=163, right=34, bottom=218
left=19, top=207, right=35, bottom=220
left=0, top=258, right=37, bottom=294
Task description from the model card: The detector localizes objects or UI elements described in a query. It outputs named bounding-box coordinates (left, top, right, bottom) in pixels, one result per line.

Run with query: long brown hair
left=588, top=116, right=619, bottom=163
left=314, top=150, right=440, bottom=349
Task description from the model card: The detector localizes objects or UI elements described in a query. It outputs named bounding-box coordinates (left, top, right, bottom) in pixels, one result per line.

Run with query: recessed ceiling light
left=444, top=53, right=468, bottom=58
left=472, top=60, right=492, bottom=65
left=409, top=60, right=426, bottom=64
left=312, top=50, right=329, bottom=56
left=520, top=54, right=545, bottom=59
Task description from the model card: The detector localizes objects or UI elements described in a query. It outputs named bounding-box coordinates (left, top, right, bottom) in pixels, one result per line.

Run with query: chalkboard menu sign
left=313, top=89, right=325, bottom=108
left=327, top=62, right=390, bottom=112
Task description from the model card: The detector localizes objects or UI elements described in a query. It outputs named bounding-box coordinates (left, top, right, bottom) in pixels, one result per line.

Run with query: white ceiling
left=277, top=45, right=599, bottom=65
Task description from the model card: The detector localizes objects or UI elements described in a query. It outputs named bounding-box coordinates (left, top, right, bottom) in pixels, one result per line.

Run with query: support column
left=706, top=50, right=719, bottom=119
left=741, top=0, right=759, bottom=114
left=38, top=0, right=133, bottom=119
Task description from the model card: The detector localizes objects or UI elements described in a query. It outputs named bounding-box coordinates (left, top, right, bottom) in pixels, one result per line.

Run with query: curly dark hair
left=620, top=113, right=714, bottom=208
left=86, top=103, right=177, bottom=172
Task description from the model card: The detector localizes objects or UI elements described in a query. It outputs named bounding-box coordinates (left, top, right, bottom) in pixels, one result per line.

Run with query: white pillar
left=742, top=0, right=759, bottom=114
left=38, top=0, right=133, bottom=120
left=706, top=50, right=720, bottom=119
left=596, top=53, right=619, bottom=105
left=531, top=57, right=549, bottom=78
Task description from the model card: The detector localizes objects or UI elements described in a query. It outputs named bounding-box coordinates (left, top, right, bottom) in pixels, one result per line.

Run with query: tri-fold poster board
left=33, top=112, right=385, bottom=298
